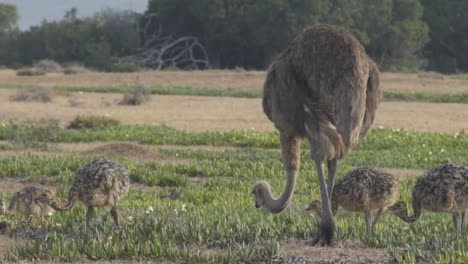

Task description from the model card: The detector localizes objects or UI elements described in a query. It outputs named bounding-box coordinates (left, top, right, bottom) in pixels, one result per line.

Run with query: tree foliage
left=146, top=0, right=429, bottom=70
left=422, top=0, right=468, bottom=72
left=0, top=1, right=467, bottom=72
left=1, top=8, right=140, bottom=70
left=0, top=3, right=18, bottom=64
left=145, top=0, right=328, bottom=68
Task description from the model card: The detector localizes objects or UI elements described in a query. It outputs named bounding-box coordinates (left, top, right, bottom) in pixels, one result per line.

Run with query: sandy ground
left=1, top=69, right=468, bottom=94
left=0, top=90, right=466, bottom=133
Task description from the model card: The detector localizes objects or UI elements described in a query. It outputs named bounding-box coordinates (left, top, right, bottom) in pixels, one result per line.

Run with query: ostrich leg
left=327, top=159, right=338, bottom=199
left=311, top=159, right=335, bottom=246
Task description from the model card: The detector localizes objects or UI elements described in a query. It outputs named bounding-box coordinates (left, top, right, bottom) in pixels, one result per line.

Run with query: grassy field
left=1, top=83, right=468, bottom=104
left=0, top=122, right=467, bottom=263
left=0, top=69, right=468, bottom=263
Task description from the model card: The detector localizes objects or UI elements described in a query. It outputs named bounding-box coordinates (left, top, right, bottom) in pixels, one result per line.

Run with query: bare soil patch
left=0, top=141, right=190, bottom=164
left=0, top=89, right=466, bottom=133
left=279, top=238, right=395, bottom=263
left=2, top=69, right=468, bottom=94
left=80, top=142, right=183, bottom=163
left=0, top=234, right=20, bottom=260
left=0, top=178, right=58, bottom=194
left=382, top=168, right=425, bottom=180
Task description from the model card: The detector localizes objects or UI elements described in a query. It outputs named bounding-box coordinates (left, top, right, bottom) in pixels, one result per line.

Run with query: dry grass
left=15, top=68, right=46, bottom=76
left=67, top=115, right=120, bottom=129
left=9, top=87, right=53, bottom=103
left=2, top=69, right=468, bottom=94
left=119, top=83, right=151, bottom=105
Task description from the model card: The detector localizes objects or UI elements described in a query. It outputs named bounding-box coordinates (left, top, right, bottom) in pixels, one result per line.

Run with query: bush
left=110, top=63, right=143, bottom=72
left=9, top=120, right=60, bottom=150
left=63, top=65, right=90, bottom=75
left=9, top=87, right=53, bottom=102
left=16, top=68, right=46, bottom=76
left=119, top=83, right=151, bottom=105
left=67, top=115, right=120, bottom=129
left=34, top=59, right=63, bottom=72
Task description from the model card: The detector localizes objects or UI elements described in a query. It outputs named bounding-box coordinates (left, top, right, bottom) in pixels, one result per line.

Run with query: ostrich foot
left=307, top=223, right=335, bottom=247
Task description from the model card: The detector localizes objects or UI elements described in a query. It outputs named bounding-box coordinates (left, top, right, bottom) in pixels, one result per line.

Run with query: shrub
left=63, top=65, right=90, bottom=74
left=9, top=87, right=53, bottom=103
left=119, top=83, right=151, bottom=105
left=9, top=120, right=60, bottom=150
left=63, top=68, right=78, bottom=75
left=68, top=97, right=84, bottom=107
left=110, top=63, right=142, bottom=72
left=16, top=68, right=46, bottom=76
left=67, top=115, right=120, bottom=129
left=34, top=59, right=63, bottom=72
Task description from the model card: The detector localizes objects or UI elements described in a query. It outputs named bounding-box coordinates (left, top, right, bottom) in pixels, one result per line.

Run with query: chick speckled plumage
left=306, top=167, right=398, bottom=235
left=64, top=159, right=130, bottom=227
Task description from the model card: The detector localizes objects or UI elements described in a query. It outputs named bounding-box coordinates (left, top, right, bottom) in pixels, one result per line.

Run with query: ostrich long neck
left=263, top=134, right=300, bottom=214
left=54, top=187, right=79, bottom=211
left=48, top=198, right=71, bottom=212
left=262, top=171, right=297, bottom=214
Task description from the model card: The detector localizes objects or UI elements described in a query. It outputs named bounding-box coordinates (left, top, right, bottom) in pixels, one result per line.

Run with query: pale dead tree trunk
left=135, top=13, right=210, bottom=70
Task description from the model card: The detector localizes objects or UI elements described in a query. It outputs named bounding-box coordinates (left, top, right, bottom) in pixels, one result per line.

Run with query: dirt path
left=0, top=90, right=466, bottom=133
left=2, top=69, right=468, bottom=94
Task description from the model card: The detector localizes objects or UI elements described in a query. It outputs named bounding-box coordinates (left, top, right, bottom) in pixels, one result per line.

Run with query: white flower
left=454, top=132, right=460, bottom=138
left=441, top=148, right=445, bottom=153
left=145, top=206, right=154, bottom=214
left=55, top=223, right=62, bottom=227
left=181, top=204, right=187, bottom=212
left=428, top=151, right=432, bottom=155
left=174, top=208, right=179, bottom=215
left=422, top=144, right=426, bottom=147
left=47, top=212, right=53, bottom=216
left=127, top=216, right=133, bottom=222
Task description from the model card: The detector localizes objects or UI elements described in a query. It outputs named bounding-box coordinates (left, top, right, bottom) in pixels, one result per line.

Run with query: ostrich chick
left=389, top=162, right=468, bottom=234
left=305, top=167, right=398, bottom=235
left=62, top=159, right=130, bottom=227
left=4, top=186, right=65, bottom=222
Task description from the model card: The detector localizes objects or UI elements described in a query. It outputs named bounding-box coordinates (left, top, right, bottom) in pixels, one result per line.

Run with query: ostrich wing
left=333, top=58, right=374, bottom=151
left=359, top=57, right=380, bottom=140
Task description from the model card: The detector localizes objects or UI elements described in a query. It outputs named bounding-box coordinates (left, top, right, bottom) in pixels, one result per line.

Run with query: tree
left=323, top=0, right=428, bottom=70
left=0, top=3, right=18, bottom=64
left=145, top=0, right=328, bottom=69
left=0, top=3, right=17, bottom=33
left=421, top=0, right=468, bottom=73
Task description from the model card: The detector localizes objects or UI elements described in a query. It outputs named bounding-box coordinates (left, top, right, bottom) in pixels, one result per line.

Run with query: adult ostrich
left=252, top=24, right=380, bottom=245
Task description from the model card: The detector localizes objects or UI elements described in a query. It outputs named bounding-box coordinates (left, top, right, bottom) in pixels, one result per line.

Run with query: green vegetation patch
left=1, top=125, right=468, bottom=262
left=1, top=146, right=468, bottom=262
left=67, top=115, right=120, bottom=130
left=3, top=84, right=468, bottom=104
left=384, top=91, right=468, bottom=104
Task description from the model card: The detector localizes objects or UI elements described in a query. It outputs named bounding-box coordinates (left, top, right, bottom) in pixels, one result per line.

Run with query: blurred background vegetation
left=0, top=0, right=466, bottom=73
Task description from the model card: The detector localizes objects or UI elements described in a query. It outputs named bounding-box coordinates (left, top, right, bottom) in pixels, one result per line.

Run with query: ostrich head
left=252, top=181, right=272, bottom=209
left=305, top=199, right=322, bottom=218
left=35, top=189, right=57, bottom=204
left=388, top=201, right=408, bottom=217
